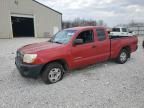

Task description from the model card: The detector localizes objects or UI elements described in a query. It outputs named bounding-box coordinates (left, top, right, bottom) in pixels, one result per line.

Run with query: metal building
left=0, top=0, right=62, bottom=38
left=128, top=23, right=144, bottom=36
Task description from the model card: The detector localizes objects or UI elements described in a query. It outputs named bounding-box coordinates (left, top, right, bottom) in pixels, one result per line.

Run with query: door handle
left=92, top=45, right=96, bottom=48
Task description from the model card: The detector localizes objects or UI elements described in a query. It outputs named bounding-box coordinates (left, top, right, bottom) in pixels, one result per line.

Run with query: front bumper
left=15, top=57, right=44, bottom=78
left=136, top=45, right=138, bottom=50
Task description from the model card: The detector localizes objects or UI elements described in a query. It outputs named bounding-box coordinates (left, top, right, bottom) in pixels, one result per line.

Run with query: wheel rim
left=48, top=68, right=62, bottom=83
left=120, top=52, right=127, bottom=62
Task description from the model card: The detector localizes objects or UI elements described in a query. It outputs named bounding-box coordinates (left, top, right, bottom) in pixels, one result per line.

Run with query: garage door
left=11, top=16, right=35, bottom=37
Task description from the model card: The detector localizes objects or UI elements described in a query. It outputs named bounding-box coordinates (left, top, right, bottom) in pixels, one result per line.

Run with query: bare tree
left=62, top=18, right=106, bottom=29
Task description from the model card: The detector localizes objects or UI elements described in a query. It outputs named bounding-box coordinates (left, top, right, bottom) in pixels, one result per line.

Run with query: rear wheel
left=116, top=49, right=129, bottom=64
left=41, top=62, right=64, bottom=84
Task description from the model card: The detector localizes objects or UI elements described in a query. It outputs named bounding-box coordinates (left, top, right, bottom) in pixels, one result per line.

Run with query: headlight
left=23, top=54, right=37, bottom=63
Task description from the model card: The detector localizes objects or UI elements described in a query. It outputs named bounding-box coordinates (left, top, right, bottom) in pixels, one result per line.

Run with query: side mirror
left=73, top=39, right=83, bottom=45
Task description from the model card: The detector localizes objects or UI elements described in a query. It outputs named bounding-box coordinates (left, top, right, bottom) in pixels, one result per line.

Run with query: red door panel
left=94, top=29, right=110, bottom=62
left=71, top=29, right=97, bottom=68
left=71, top=43, right=97, bottom=68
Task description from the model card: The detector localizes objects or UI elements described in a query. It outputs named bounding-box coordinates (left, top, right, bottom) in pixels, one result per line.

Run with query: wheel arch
left=121, top=46, right=131, bottom=58
left=40, top=59, right=69, bottom=75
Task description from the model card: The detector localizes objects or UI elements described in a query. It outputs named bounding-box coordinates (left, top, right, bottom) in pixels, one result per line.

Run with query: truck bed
left=109, top=35, right=138, bottom=59
left=109, top=35, right=133, bottom=39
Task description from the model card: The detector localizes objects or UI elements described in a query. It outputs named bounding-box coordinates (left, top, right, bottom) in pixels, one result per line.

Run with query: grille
left=17, top=51, right=24, bottom=61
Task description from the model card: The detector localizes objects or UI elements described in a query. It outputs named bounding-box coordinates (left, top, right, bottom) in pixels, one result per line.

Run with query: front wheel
left=116, top=49, right=129, bottom=64
left=41, top=62, right=64, bottom=84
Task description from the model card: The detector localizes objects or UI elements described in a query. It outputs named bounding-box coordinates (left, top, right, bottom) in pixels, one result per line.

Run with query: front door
left=71, top=30, right=97, bottom=68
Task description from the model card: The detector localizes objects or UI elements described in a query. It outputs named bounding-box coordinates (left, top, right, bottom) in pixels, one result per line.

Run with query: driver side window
left=76, top=30, right=94, bottom=44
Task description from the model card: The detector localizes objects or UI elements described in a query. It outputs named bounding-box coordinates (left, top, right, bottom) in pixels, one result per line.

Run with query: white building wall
left=10, top=0, right=34, bottom=14
left=32, top=1, right=62, bottom=37
left=0, top=0, right=12, bottom=38
left=0, top=0, right=62, bottom=38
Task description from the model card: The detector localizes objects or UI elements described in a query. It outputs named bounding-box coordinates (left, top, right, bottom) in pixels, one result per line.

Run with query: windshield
left=50, top=30, right=77, bottom=44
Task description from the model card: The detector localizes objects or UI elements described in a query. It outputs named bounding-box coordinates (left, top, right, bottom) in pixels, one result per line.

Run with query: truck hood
left=19, top=41, right=64, bottom=54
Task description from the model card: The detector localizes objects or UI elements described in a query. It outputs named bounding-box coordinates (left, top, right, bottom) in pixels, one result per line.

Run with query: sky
left=37, top=0, right=144, bottom=27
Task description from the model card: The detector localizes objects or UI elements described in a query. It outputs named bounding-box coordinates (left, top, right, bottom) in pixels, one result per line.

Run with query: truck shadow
left=11, top=68, right=44, bottom=85
left=11, top=58, right=134, bottom=85
left=65, top=60, right=116, bottom=77
left=64, top=58, right=132, bottom=78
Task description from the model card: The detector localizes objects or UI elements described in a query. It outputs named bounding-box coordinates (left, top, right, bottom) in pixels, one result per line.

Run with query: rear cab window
left=96, top=29, right=106, bottom=41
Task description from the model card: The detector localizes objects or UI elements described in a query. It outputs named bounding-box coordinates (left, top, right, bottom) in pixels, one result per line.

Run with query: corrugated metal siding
left=33, top=1, right=62, bottom=37
left=0, top=0, right=12, bottom=38
left=10, top=0, right=34, bottom=15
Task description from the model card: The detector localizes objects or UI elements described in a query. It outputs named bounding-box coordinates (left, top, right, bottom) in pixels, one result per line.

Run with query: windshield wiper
left=53, top=41, right=63, bottom=44
left=48, top=39, right=63, bottom=44
left=48, top=39, right=52, bottom=42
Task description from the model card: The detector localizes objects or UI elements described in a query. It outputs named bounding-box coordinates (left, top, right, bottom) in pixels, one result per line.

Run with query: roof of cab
left=65, top=26, right=106, bottom=31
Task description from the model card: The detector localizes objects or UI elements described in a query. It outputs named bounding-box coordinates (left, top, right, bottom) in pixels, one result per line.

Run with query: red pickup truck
left=15, top=26, right=138, bottom=84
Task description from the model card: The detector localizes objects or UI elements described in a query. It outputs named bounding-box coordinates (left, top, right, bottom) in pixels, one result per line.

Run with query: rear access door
left=94, top=28, right=110, bottom=62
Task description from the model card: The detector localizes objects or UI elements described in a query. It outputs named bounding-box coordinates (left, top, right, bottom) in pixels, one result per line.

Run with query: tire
left=143, top=41, right=144, bottom=48
left=116, top=49, right=129, bottom=64
left=41, top=62, right=64, bottom=84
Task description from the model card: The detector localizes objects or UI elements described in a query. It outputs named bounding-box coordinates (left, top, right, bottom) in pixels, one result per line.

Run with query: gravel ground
left=0, top=37, right=144, bottom=108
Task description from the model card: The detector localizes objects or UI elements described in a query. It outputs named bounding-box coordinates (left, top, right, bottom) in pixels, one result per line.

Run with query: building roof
left=33, top=0, right=62, bottom=15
